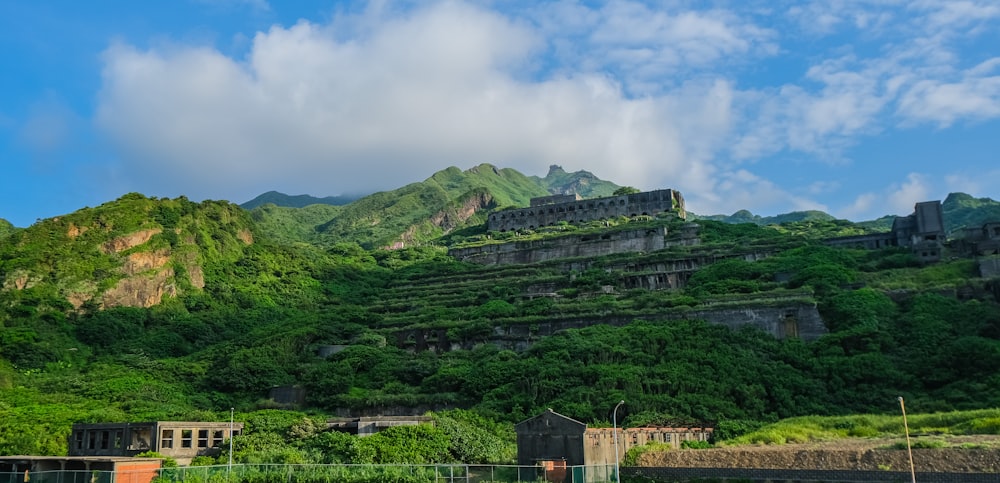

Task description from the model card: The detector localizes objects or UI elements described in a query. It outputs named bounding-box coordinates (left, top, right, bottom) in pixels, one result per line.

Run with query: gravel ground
left=637, top=436, right=1000, bottom=473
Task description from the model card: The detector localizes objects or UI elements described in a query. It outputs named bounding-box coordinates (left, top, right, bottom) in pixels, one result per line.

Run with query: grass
left=725, top=409, right=1000, bottom=446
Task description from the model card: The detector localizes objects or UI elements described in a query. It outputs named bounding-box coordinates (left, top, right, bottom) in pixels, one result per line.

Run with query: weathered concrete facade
left=391, top=298, right=825, bottom=353
left=450, top=223, right=701, bottom=268
left=69, top=422, right=243, bottom=465
left=450, top=228, right=668, bottom=265
left=955, top=222, right=1000, bottom=257
left=826, top=200, right=946, bottom=262
left=326, top=416, right=433, bottom=436
left=516, top=410, right=712, bottom=482
left=0, top=456, right=163, bottom=483
left=488, top=189, right=685, bottom=232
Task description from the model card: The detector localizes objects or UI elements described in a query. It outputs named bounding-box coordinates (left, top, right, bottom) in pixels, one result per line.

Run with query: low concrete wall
left=627, top=467, right=997, bottom=482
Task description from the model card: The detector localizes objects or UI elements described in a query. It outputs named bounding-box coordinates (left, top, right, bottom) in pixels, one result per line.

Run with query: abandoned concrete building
left=826, top=200, right=946, bottom=262
left=954, top=222, right=1000, bottom=256
left=326, top=416, right=433, bottom=436
left=0, top=456, right=163, bottom=483
left=515, top=409, right=712, bottom=482
left=68, top=421, right=243, bottom=465
left=488, top=189, right=686, bottom=232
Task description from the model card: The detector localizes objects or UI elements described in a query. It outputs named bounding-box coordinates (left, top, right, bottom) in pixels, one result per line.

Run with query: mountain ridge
left=240, top=191, right=362, bottom=210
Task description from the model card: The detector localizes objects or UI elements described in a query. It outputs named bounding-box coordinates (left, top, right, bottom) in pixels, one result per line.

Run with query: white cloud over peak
left=92, top=0, right=1000, bottom=218
left=96, top=1, right=735, bottom=205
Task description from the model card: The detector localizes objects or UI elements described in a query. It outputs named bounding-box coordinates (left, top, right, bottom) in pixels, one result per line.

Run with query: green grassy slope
left=2, top=180, right=1000, bottom=460
left=0, top=218, right=15, bottom=239
left=531, top=164, right=621, bottom=198
left=240, top=191, right=362, bottom=210
left=249, top=203, right=343, bottom=245
left=943, top=192, right=1000, bottom=233
left=315, top=164, right=551, bottom=248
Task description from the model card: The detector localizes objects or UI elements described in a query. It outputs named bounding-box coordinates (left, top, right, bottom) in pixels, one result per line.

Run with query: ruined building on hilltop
left=488, top=189, right=685, bottom=232
left=826, top=200, right=946, bottom=262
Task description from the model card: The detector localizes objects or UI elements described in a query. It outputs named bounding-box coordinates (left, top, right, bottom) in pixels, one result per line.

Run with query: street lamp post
left=898, top=397, right=916, bottom=483
left=613, top=400, right=625, bottom=483
left=228, top=408, right=234, bottom=481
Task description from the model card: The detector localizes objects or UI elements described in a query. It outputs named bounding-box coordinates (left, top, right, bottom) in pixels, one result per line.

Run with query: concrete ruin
left=0, top=456, right=163, bottom=483
left=826, top=200, right=946, bottom=262
left=954, top=222, right=1000, bottom=257
left=488, top=189, right=685, bottom=232
left=391, top=297, right=825, bottom=353
left=69, top=421, right=243, bottom=465
left=515, top=409, right=712, bottom=482
left=326, top=416, right=433, bottom=436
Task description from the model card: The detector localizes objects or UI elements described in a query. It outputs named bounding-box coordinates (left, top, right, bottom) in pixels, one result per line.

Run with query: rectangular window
left=74, top=431, right=84, bottom=450
left=198, top=430, right=209, bottom=448
left=161, top=430, right=174, bottom=449
left=212, top=430, right=224, bottom=445
left=181, top=430, right=193, bottom=448
left=100, top=431, right=110, bottom=449
left=114, top=430, right=123, bottom=449
left=88, top=432, right=96, bottom=450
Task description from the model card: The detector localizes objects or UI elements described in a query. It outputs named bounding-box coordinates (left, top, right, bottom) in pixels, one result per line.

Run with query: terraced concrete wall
left=393, top=301, right=827, bottom=352
left=449, top=228, right=668, bottom=265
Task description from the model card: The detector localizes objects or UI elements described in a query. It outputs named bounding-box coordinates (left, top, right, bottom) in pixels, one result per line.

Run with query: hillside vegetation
left=1, top=167, right=999, bottom=466
left=249, top=163, right=620, bottom=250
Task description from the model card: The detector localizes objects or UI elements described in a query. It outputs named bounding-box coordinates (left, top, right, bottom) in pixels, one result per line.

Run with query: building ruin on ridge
left=825, top=200, right=946, bottom=262
left=488, top=189, right=685, bottom=232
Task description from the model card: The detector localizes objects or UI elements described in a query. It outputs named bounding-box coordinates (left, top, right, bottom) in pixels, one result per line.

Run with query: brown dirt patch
left=637, top=436, right=1000, bottom=473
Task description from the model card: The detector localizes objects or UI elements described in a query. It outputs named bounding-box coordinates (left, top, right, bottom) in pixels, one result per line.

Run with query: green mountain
left=240, top=191, right=362, bottom=210
left=0, top=218, right=14, bottom=239
left=697, top=193, right=1000, bottom=236
left=532, top=164, right=620, bottom=198
left=248, top=164, right=622, bottom=250
left=942, top=192, right=1000, bottom=233
left=0, top=193, right=322, bottom=313
left=248, top=203, right=344, bottom=246
left=694, top=209, right=837, bottom=225
left=3, top=170, right=1000, bottom=460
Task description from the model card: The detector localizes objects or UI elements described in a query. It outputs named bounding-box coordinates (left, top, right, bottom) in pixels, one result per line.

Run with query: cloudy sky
left=1, top=0, right=998, bottom=227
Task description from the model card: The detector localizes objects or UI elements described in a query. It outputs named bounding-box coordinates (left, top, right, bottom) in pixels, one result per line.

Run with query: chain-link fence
left=2, top=464, right=619, bottom=483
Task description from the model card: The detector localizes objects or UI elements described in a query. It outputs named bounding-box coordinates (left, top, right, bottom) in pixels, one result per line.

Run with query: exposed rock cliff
left=0, top=194, right=255, bottom=310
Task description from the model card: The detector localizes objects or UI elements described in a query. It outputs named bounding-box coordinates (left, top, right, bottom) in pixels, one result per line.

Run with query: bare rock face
left=67, top=223, right=89, bottom=239
left=102, top=267, right=176, bottom=308
left=237, top=229, right=254, bottom=245
left=429, top=191, right=496, bottom=231
left=3, top=269, right=38, bottom=290
left=387, top=191, right=496, bottom=249
left=122, top=249, right=171, bottom=275
left=101, top=228, right=162, bottom=254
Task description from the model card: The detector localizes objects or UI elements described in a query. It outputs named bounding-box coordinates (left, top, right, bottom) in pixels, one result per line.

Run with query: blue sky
left=2, top=0, right=999, bottom=227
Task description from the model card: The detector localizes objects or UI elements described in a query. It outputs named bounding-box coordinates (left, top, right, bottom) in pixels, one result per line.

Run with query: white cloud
left=944, top=170, right=1000, bottom=198
left=526, top=1, right=777, bottom=94
left=837, top=192, right=879, bottom=220
left=887, top=173, right=932, bottom=215
left=96, top=1, right=737, bottom=205
left=896, top=58, right=1000, bottom=126
left=688, top=168, right=827, bottom=216
left=90, top=0, right=1000, bottom=218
